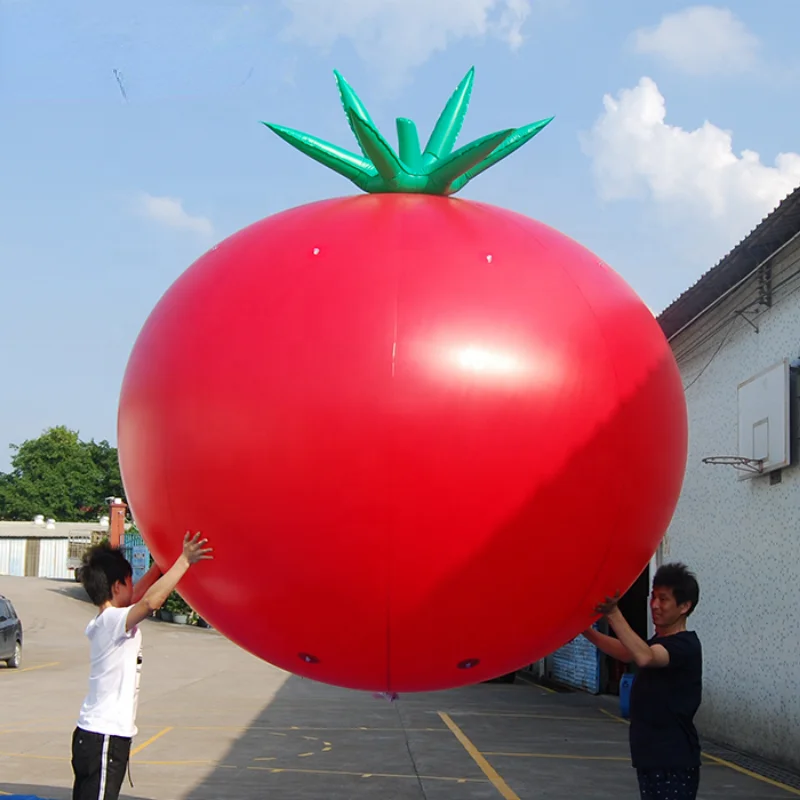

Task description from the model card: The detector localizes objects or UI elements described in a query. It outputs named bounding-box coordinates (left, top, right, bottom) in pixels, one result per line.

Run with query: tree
left=0, top=426, right=125, bottom=521
left=84, top=439, right=125, bottom=505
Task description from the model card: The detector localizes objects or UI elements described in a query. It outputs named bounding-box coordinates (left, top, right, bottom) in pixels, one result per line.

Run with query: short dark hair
left=652, top=562, right=699, bottom=616
left=81, top=542, right=132, bottom=606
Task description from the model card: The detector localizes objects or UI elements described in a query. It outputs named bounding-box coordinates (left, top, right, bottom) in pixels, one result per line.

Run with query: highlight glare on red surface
left=118, top=194, right=687, bottom=693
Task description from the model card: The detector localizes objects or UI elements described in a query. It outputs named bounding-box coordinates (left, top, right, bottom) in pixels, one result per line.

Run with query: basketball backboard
left=737, top=359, right=791, bottom=475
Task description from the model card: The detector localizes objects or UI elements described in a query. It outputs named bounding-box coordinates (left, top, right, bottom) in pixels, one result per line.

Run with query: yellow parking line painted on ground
left=0, top=729, right=69, bottom=735
left=131, top=726, right=173, bottom=757
left=247, top=765, right=484, bottom=783
left=0, top=751, right=67, bottom=761
left=483, top=751, right=630, bottom=762
left=135, top=759, right=222, bottom=766
left=703, top=753, right=800, bottom=797
left=438, top=712, right=521, bottom=800
left=0, top=716, right=65, bottom=730
left=599, top=705, right=800, bottom=796
left=515, top=673, right=556, bottom=694
left=180, top=724, right=448, bottom=733
left=18, top=661, right=60, bottom=673
left=445, top=710, right=605, bottom=722
left=598, top=707, right=628, bottom=724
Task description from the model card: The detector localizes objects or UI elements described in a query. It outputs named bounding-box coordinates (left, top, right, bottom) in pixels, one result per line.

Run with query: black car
left=0, top=594, right=23, bottom=668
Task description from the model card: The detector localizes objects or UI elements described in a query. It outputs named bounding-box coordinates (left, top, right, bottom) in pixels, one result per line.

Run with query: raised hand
left=182, top=531, right=213, bottom=565
left=594, top=591, right=621, bottom=617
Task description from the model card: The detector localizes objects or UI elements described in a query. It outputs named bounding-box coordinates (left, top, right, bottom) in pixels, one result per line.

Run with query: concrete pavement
left=1, top=575, right=798, bottom=799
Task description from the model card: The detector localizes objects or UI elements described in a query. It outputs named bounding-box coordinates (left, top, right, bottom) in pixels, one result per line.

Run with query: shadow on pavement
left=44, top=579, right=92, bottom=604
left=181, top=674, right=524, bottom=800
left=177, top=674, right=797, bottom=800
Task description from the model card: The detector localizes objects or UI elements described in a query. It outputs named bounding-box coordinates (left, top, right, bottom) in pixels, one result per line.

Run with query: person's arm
left=126, top=532, right=212, bottom=632
left=605, top=608, right=669, bottom=668
left=582, top=627, right=635, bottom=663
left=131, top=564, right=162, bottom=605
left=596, top=593, right=669, bottom=669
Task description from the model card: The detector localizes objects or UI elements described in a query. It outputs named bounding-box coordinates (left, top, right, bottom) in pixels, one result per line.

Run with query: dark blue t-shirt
left=629, top=630, right=702, bottom=769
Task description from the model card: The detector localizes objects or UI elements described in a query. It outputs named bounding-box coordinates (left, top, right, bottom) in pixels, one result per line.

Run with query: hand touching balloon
left=182, top=531, right=213, bottom=565
left=595, top=592, right=622, bottom=618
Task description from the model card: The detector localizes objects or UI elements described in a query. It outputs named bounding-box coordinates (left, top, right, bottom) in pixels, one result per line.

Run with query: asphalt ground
left=2, top=575, right=798, bottom=799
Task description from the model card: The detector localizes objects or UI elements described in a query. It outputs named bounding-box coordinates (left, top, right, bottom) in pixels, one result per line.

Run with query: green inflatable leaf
left=263, top=68, right=553, bottom=196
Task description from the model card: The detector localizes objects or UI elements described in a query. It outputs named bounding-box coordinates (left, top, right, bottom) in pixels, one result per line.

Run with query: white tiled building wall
left=666, top=238, right=800, bottom=771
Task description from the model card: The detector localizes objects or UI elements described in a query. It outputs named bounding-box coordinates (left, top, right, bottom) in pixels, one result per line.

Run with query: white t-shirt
left=77, top=605, right=143, bottom=738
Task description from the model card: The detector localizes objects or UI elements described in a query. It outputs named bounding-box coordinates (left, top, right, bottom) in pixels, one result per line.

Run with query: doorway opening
left=600, top=562, right=651, bottom=695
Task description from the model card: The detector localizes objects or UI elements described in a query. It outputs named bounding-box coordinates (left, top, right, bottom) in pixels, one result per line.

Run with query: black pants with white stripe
left=71, top=727, right=131, bottom=800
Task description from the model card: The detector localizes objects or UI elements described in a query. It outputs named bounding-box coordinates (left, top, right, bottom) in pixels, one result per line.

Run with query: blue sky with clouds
left=2, top=0, right=800, bottom=470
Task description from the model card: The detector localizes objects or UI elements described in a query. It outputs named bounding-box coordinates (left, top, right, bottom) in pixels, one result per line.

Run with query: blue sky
left=2, top=0, right=800, bottom=470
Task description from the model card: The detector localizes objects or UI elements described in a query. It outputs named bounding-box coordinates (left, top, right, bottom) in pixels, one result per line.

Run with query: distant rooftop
left=0, top=518, right=110, bottom=539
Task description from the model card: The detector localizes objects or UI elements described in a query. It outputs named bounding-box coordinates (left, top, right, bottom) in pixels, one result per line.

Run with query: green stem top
left=263, top=67, right=553, bottom=197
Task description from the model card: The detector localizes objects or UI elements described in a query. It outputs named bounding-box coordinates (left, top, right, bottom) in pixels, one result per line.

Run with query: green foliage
left=85, top=438, right=124, bottom=501
left=0, top=426, right=125, bottom=521
left=164, top=591, right=192, bottom=615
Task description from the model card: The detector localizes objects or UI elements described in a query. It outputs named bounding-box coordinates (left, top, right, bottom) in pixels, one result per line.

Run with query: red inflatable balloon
left=118, top=70, right=687, bottom=693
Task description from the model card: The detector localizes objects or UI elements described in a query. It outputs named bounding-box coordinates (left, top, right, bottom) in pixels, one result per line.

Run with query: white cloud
left=632, top=6, right=759, bottom=76
left=582, top=77, right=800, bottom=246
left=281, top=0, right=531, bottom=79
left=136, top=193, right=214, bottom=237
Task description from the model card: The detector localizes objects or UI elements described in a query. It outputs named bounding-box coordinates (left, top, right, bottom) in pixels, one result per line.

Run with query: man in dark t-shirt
left=583, top=562, right=702, bottom=800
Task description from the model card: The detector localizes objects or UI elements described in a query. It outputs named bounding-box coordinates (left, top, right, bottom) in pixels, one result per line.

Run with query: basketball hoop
left=701, top=456, right=764, bottom=474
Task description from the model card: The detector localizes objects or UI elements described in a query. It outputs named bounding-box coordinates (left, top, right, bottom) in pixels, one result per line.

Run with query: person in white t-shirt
left=72, top=531, right=212, bottom=800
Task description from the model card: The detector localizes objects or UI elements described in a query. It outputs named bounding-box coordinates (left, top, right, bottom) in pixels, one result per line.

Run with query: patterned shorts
left=636, top=766, right=700, bottom=800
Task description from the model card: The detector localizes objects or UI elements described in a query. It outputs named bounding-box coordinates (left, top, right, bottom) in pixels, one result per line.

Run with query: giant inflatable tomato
left=118, top=69, right=687, bottom=693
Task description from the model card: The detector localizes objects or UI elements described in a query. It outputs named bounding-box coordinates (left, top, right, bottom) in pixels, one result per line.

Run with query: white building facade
left=659, top=187, right=800, bottom=771
left=0, top=517, right=110, bottom=579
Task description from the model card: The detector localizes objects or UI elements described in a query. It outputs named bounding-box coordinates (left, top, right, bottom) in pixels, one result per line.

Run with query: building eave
left=657, top=185, right=800, bottom=339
